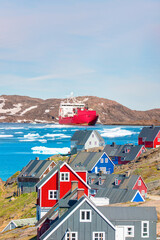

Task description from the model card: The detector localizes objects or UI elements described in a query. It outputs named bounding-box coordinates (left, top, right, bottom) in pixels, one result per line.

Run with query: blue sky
left=0, top=0, right=160, bottom=110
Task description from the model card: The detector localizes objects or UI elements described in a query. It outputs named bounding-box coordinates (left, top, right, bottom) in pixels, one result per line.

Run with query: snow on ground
left=0, top=116, right=6, bottom=119
left=82, top=98, right=88, bottom=102
left=0, top=98, right=22, bottom=115
left=20, top=106, right=37, bottom=116
left=45, top=109, right=50, bottom=113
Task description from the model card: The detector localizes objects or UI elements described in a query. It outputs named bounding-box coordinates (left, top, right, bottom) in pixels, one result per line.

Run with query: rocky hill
left=0, top=95, right=160, bottom=125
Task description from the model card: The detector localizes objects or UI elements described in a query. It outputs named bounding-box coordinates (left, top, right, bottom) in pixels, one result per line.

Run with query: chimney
left=99, top=170, right=103, bottom=176
left=77, top=188, right=85, bottom=200
left=35, top=157, right=39, bottom=160
left=111, top=142, right=116, bottom=147
left=125, top=171, right=130, bottom=177
left=71, top=181, right=78, bottom=192
left=48, top=157, right=51, bottom=160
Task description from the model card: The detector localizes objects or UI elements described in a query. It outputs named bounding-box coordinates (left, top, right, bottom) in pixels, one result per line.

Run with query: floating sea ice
left=100, top=127, right=136, bottom=138
left=31, top=146, right=70, bottom=155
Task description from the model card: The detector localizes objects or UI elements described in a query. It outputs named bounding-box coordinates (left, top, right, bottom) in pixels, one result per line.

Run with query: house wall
left=91, top=153, right=114, bottom=174
left=111, top=156, right=119, bottom=165
left=136, top=146, right=146, bottom=158
left=154, top=131, right=160, bottom=148
left=138, top=138, right=154, bottom=148
left=41, top=201, right=115, bottom=240
left=85, top=132, right=100, bottom=150
left=132, top=177, right=147, bottom=198
left=112, top=220, right=156, bottom=240
left=40, top=165, right=89, bottom=208
left=18, top=181, right=38, bottom=194
left=76, top=171, right=87, bottom=182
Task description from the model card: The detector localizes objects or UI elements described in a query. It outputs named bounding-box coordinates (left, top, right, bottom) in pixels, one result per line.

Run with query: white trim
left=131, top=190, right=145, bottom=202
left=42, top=197, right=115, bottom=240
left=138, top=180, right=141, bottom=186
left=65, top=231, right=78, bottom=240
left=48, top=190, right=58, bottom=200
left=37, top=162, right=90, bottom=190
left=80, top=209, right=92, bottom=222
left=60, top=172, right=70, bottom=182
left=91, top=152, right=115, bottom=172
left=141, top=221, right=149, bottom=238
left=125, top=225, right=134, bottom=237
left=93, top=231, right=105, bottom=240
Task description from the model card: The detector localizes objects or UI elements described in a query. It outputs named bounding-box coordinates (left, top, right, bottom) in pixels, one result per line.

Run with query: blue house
left=70, top=151, right=114, bottom=174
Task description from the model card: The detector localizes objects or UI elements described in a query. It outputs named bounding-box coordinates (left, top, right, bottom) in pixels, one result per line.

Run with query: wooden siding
left=43, top=201, right=115, bottom=240
left=133, top=176, right=147, bottom=198
left=91, top=153, right=114, bottom=174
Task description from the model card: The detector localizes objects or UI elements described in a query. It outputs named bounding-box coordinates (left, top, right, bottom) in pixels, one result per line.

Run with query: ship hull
left=59, top=109, right=98, bottom=126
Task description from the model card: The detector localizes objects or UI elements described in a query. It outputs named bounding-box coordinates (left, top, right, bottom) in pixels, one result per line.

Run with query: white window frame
left=141, top=221, right=149, bottom=238
left=65, top=232, right=78, bottom=240
left=105, top=158, right=108, bottom=163
left=138, top=180, right=141, bottom=186
left=141, top=190, right=145, bottom=196
left=100, top=158, right=103, bottom=163
left=60, top=172, right=70, bottom=182
left=89, top=178, right=92, bottom=185
left=48, top=190, right=58, bottom=200
left=99, top=178, right=102, bottom=185
left=125, top=226, right=134, bottom=237
left=80, top=209, right=92, bottom=222
left=158, top=138, right=160, bottom=142
left=93, top=232, right=105, bottom=240
left=115, top=178, right=118, bottom=185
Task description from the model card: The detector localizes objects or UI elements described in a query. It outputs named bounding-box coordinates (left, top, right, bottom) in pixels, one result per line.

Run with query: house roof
left=97, top=206, right=157, bottom=221
left=70, top=151, right=112, bottom=171
left=138, top=126, right=160, bottom=141
left=71, top=130, right=104, bottom=145
left=2, top=218, right=37, bottom=232
left=40, top=196, right=115, bottom=240
left=36, top=161, right=90, bottom=189
left=18, top=159, right=54, bottom=179
left=95, top=188, right=139, bottom=204
left=36, top=188, right=78, bottom=227
left=88, top=173, right=140, bottom=190
left=103, top=143, right=144, bottom=161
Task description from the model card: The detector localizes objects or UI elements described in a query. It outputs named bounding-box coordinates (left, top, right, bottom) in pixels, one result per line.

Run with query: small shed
left=2, top=217, right=37, bottom=232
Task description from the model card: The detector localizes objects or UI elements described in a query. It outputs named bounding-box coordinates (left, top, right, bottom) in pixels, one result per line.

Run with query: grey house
left=18, top=158, right=56, bottom=194
left=2, top=217, right=37, bottom=232
left=71, top=130, right=105, bottom=154
left=39, top=196, right=116, bottom=240
left=38, top=196, right=157, bottom=240
left=98, top=206, right=157, bottom=240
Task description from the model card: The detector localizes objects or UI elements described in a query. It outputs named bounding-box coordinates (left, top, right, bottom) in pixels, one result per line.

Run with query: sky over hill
left=0, top=0, right=160, bottom=110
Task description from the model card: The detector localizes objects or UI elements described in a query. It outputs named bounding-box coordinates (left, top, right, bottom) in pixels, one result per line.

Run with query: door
left=116, top=226, right=125, bottom=240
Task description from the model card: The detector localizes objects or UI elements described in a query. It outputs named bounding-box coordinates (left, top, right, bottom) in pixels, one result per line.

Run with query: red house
left=36, top=161, right=90, bottom=221
left=138, top=125, right=160, bottom=148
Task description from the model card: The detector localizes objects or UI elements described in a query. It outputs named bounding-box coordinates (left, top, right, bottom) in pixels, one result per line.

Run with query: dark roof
left=88, top=173, right=140, bottom=190
left=36, top=188, right=78, bottom=227
left=138, top=126, right=160, bottom=141
left=71, top=130, right=104, bottom=145
left=70, top=152, right=108, bottom=171
left=98, top=206, right=157, bottom=221
left=36, top=161, right=63, bottom=188
left=18, top=159, right=53, bottom=179
left=40, top=197, right=86, bottom=240
left=95, top=188, right=138, bottom=204
left=104, top=143, right=144, bottom=161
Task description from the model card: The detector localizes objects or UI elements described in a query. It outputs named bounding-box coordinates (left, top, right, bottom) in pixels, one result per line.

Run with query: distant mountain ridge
left=0, top=95, right=160, bottom=125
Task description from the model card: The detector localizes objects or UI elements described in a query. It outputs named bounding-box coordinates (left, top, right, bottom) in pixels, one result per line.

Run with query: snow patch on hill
left=20, top=106, right=37, bottom=116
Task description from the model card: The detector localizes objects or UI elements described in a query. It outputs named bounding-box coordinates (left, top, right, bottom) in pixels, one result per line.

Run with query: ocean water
left=0, top=123, right=142, bottom=181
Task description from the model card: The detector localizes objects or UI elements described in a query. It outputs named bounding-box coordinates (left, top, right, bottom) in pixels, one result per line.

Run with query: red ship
left=59, top=96, right=98, bottom=126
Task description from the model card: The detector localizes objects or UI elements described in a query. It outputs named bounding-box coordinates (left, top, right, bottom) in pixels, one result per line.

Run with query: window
left=60, top=172, right=70, bottom=181
left=80, top=210, right=91, bottom=222
left=89, top=178, right=92, bottom=185
left=65, top=232, right=78, bottom=240
left=141, top=221, right=149, bottom=238
left=138, top=180, right=141, bottom=186
left=48, top=190, right=58, bottom=200
left=126, top=226, right=134, bottom=237
left=93, top=232, right=105, bottom=240
left=89, top=141, right=91, bottom=145
left=158, top=138, right=160, bottom=142
left=141, top=190, right=145, bottom=196
left=115, top=178, right=119, bottom=185
left=105, top=158, right=108, bottom=163
left=95, top=141, right=97, bottom=145
left=100, top=158, right=103, bottom=163
left=99, top=178, right=102, bottom=185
